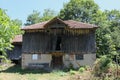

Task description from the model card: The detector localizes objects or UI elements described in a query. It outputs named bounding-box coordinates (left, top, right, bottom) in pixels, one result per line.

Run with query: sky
left=0, top=0, right=120, bottom=24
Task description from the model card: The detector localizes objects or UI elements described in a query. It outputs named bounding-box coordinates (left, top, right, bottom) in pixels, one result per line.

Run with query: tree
left=59, top=0, right=99, bottom=23
left=0, top=8, right=22, bottom=62
left=104, top=10, right=120, bottom=48
left=24, top=9, right=56, bottom=26
left=89, top=10, right=120, bottom=60
left=105, top=10, right=120, bottom=62
left=24, top=10, right=41, bottom=26
left=40, top=9, right=56, bottom=22
left=11, top=19, right=22, bottom=27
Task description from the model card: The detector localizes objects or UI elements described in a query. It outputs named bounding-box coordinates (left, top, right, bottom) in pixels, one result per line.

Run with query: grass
left=0, top=63, right=94, bottom=80
left=1, top=63, right=118, bottom=80
left=0, top=64, right=119, bottom=80
left=0, top=64, right=71, bottom=80
left=0, top=64, right=49, bottom=74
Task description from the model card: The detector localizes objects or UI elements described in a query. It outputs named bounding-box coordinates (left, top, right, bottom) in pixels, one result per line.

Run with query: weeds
left=79, top=67, right=85, bottom=73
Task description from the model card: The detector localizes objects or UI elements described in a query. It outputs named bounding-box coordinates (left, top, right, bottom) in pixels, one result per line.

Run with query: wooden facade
left=7, top=35, right=22, bottom=63
left=22, top=29, right=96, bottom=54
left=22, top=17, right=98, bottom=69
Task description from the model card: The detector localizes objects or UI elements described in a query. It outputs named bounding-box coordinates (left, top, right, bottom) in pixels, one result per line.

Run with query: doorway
left=55, top=36, right=62, bottom=50
left=52, top=55, right=63, bottom=69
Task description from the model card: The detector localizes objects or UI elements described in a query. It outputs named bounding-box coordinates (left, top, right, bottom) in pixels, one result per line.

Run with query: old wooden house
left=22, top=17, right=98, bottom=69
left=7, top=35, right=22, bottom=63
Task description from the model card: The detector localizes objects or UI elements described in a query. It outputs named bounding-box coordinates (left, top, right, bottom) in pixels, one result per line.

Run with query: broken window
left=76, top=54, right=83, bottom=60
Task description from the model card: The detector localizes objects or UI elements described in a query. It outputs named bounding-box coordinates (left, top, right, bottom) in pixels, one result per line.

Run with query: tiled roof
left=64, top=20, right=97, bottom=29
left=23, top=21, right=48, bottom=30
left=12, top=35, right=22, bottom=43
left=22, top=17, right=98, bottom=30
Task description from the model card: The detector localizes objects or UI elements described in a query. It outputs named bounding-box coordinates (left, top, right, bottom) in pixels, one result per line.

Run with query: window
left=76, top=54, right=83, bottom=60
left=32, top=54, right=38, bottom=60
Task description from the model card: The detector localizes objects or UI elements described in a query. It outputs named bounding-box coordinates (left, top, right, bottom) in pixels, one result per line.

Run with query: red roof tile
left=22, top=17, right=98, bottom=30
left=64, top=20, right=97, bottom=29
left=12, top=35, right=22, bottom=43
left=23, top=21, right=48, bottom=30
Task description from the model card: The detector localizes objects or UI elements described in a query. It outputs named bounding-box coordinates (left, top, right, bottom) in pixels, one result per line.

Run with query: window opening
left=55, top=36, right=62, bottom=50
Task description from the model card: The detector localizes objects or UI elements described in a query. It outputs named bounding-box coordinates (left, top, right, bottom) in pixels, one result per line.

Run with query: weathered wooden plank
left=22, top=29, right=96, bottom=54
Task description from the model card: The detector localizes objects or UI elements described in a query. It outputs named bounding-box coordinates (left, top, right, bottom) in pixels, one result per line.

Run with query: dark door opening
left=52, top=55, right=63, bottom=69
left=55, top=36, right=62, bottom=50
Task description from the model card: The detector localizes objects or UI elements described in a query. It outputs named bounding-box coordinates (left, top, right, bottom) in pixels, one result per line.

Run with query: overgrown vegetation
left=0, top=9, right=22, bottom=62
left=0, top=64, right=93, bottom=80
left=93, top=56, right=120, bottom=79
left=0, top=63, right=120, bottom=80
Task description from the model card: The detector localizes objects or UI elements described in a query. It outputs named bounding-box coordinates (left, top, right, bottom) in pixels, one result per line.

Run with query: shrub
left=69, top=69, right=76, bottom=75
left=79, top=67, right=85, bottom=73
left=83, top=65, right=91, bottom=71
left=93, top=56, right=112, bottom=76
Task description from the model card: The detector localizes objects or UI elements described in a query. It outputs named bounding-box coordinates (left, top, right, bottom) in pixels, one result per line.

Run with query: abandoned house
left=21, top=17, right=98, bottom=69
left=7, top=35, right=22, bottom=64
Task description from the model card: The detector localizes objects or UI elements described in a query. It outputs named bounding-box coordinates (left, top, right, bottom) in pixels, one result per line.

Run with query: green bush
left=93, top=55, right=113, bottom=76
left=69, top=69, right=76, bottom=75
left=79, top=67, right=85, bottom=73
left=82, top=65, right=91, bottom=71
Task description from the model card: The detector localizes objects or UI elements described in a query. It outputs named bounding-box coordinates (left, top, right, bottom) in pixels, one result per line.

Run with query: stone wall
left=22, top=53, right=96, bottom=69
left=63, top=53, right=96, bottom=68
left=22, top=54, right=52, bottom=69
